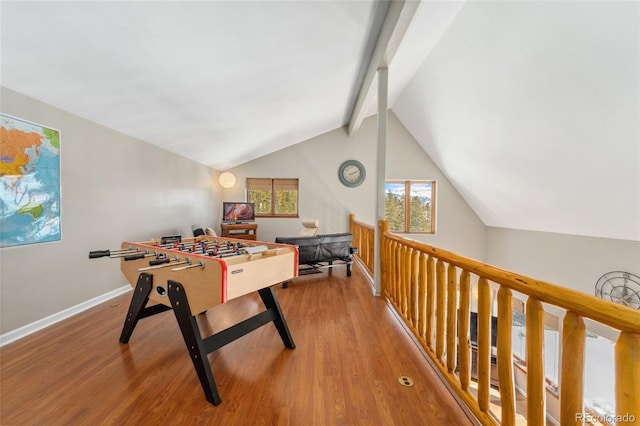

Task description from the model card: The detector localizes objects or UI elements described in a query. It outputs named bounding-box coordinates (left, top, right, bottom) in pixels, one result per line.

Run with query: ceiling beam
left=347, top=0, right=420, bottom=136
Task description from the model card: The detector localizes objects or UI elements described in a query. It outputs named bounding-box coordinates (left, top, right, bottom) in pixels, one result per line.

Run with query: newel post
left=378, top=220, right=389, bottom=296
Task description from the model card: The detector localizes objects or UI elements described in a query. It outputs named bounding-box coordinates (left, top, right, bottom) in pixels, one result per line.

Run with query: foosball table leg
left=120, top=273, right=153, bottom=343
left=258, top=287, right=295, bottom=349
left=120, top=273, right=173, bottom=344
left=167, top=280, right=222, bottom=406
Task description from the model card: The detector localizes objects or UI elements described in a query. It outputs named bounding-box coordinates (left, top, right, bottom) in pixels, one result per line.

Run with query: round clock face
left=338, top=160, right=366, bottom=187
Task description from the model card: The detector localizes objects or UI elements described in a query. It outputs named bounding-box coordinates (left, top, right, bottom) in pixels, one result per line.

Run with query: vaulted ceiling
left=2, top=1, right=638, bottom=242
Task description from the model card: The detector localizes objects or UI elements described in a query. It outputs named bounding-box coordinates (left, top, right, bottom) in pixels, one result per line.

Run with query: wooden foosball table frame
left=90, top=236, right=299, bottom=406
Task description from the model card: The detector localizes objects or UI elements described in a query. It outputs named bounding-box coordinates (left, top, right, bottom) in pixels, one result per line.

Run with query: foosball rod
left=138, top=258, right=190, bottom=272
left=155, top=239, right=243, bottom=249
left=155, top=240, right=213, bottom=250
left=197, top=247, right=238, bottom=256
left=89, top=247, right=138, bottom=259
left=172, top=261, right=205, bottom=271
left=123, top=251, right=165, bottom=261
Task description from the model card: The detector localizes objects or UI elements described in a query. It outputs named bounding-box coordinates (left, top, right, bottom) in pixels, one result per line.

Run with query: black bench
left=275, top=233, right=357, bottom=286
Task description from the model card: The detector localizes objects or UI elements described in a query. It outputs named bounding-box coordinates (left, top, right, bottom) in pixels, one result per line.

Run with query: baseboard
left=0, top=285, right=131, bottom=347
left=353, top=258, right=378, bottom=295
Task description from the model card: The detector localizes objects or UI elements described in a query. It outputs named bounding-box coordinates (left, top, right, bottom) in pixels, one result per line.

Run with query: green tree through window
left=385, top=180, right=435, bottom=233
left=247, top=178, right=299, bottom=217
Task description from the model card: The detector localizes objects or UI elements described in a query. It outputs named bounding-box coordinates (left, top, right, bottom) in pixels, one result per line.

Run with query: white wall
left=0, top=87, right=219, bottom=334
left=0, top=90, right=486, bottom=338
left=385, top=112, right=486, bottom=258
left=220, top=112, right=486, bottom=260
left=220, top=114, right=379, bottom=242
left=486, top=226, right=640, bottom=339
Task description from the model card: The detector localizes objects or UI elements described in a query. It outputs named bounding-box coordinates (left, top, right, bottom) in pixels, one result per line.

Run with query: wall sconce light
left=219, top=172, right=236, bottom=188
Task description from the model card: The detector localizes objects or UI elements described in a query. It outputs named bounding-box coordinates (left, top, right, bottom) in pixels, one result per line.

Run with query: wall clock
left=338, top=160, right=366, bottom=188
left=595, top=271, right=640, bottom=310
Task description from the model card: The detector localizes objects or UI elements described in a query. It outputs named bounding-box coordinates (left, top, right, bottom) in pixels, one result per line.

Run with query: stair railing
left=350, top=216, right=639, bottom=425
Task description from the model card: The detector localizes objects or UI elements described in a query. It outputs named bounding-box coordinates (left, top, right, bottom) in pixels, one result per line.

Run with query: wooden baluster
left=526, top=298, right=545, bottom=426
left=560, top=311, right=585, bottom=426
left=458, top=270, right=471, bottom=391
left=366, top=228, right=372, bottom=273
left=405, top=246, right=411, bottom=319
left=400, top=245, right=408, bottom=320
left=380, top=236, right=387, bottom=296
left=436, top=259, right=446, bottom=364
left=497, top=286, right=516, bottom=426
left=477, top=278, right=491, bottom=413
left=384, top=239, right=391, bottom=299
left=616, top=332, right=640, bottom=421
left=357, top=227, right=362, bottom=261
left=393, top=241, right=400, bottom=303
left=384, top=236, right=390, bottom=296
left=405, top=247, right=414, bottom=325
left=382, top=238, right=388, bottom=298
left=349, top=213, right=355, bottom=235
left=370, top=227, right=375, bottom=274
left=411, top=249, right=420, bottom=328
left=426, top=256, right=435, bottom=350
left=396, top=242, right=402, bottom=304
left=418, top=253, right=427, bottom=340
left=400, top=245, right=410, bottom=319
left=447, top=264, right=457, bottom=374
left=402, top=245, right=410, bottom=316
left=363, top=227, right=367, bottom=267
left=398, top=244, right=405, bottom=312
left=362, top=228, right=366, bottom=272
left=358, top=228, right=370, bottom=272
left=365, top=228, right=368, bottom=273
left=396, top=243, right=403, bottom=310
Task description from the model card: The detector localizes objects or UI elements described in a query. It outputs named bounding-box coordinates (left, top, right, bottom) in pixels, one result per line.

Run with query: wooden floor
left=1, top=264, right=475, bottom=426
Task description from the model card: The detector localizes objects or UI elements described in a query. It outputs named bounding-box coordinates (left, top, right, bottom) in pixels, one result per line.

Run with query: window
left=385, top=180, right=436, bottom=233
left=246, top=178, right=299, bottom=217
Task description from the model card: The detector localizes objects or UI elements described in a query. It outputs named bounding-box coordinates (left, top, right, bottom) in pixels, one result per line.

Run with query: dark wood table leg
left=258, top=286, right=295, bottom=349
left=167, top=280, right=222, bottom=406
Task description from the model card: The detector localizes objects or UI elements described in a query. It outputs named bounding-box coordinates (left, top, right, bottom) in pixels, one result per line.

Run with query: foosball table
left=89, top=235, right=298, bottom=406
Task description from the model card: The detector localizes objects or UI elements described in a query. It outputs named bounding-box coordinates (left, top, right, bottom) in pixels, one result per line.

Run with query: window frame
left=246, top=178, right=299, bottom=218
left=384, top=180, right=436, bottom=234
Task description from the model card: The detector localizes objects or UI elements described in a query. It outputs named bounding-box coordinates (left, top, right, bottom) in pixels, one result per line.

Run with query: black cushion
left=317, top=234, right=352, bottom=261
left=275, top=233, right=353, bottom=265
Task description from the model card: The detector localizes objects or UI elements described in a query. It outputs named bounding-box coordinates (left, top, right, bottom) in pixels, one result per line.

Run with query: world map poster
left=0, top=114, right=61, bottom=247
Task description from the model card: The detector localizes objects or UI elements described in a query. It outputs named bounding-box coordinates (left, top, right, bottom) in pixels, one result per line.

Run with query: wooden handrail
left=348, top=214, right=640, bottom=425
left=382, top=230, right=640, bottom=333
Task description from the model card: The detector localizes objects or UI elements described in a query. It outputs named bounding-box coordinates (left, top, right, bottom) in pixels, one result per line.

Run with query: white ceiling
left=2, top=1, right=639, bottom=242
left=393, top=1, right=639, bottom=242
left=1, top=0, right=389, bottom=169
